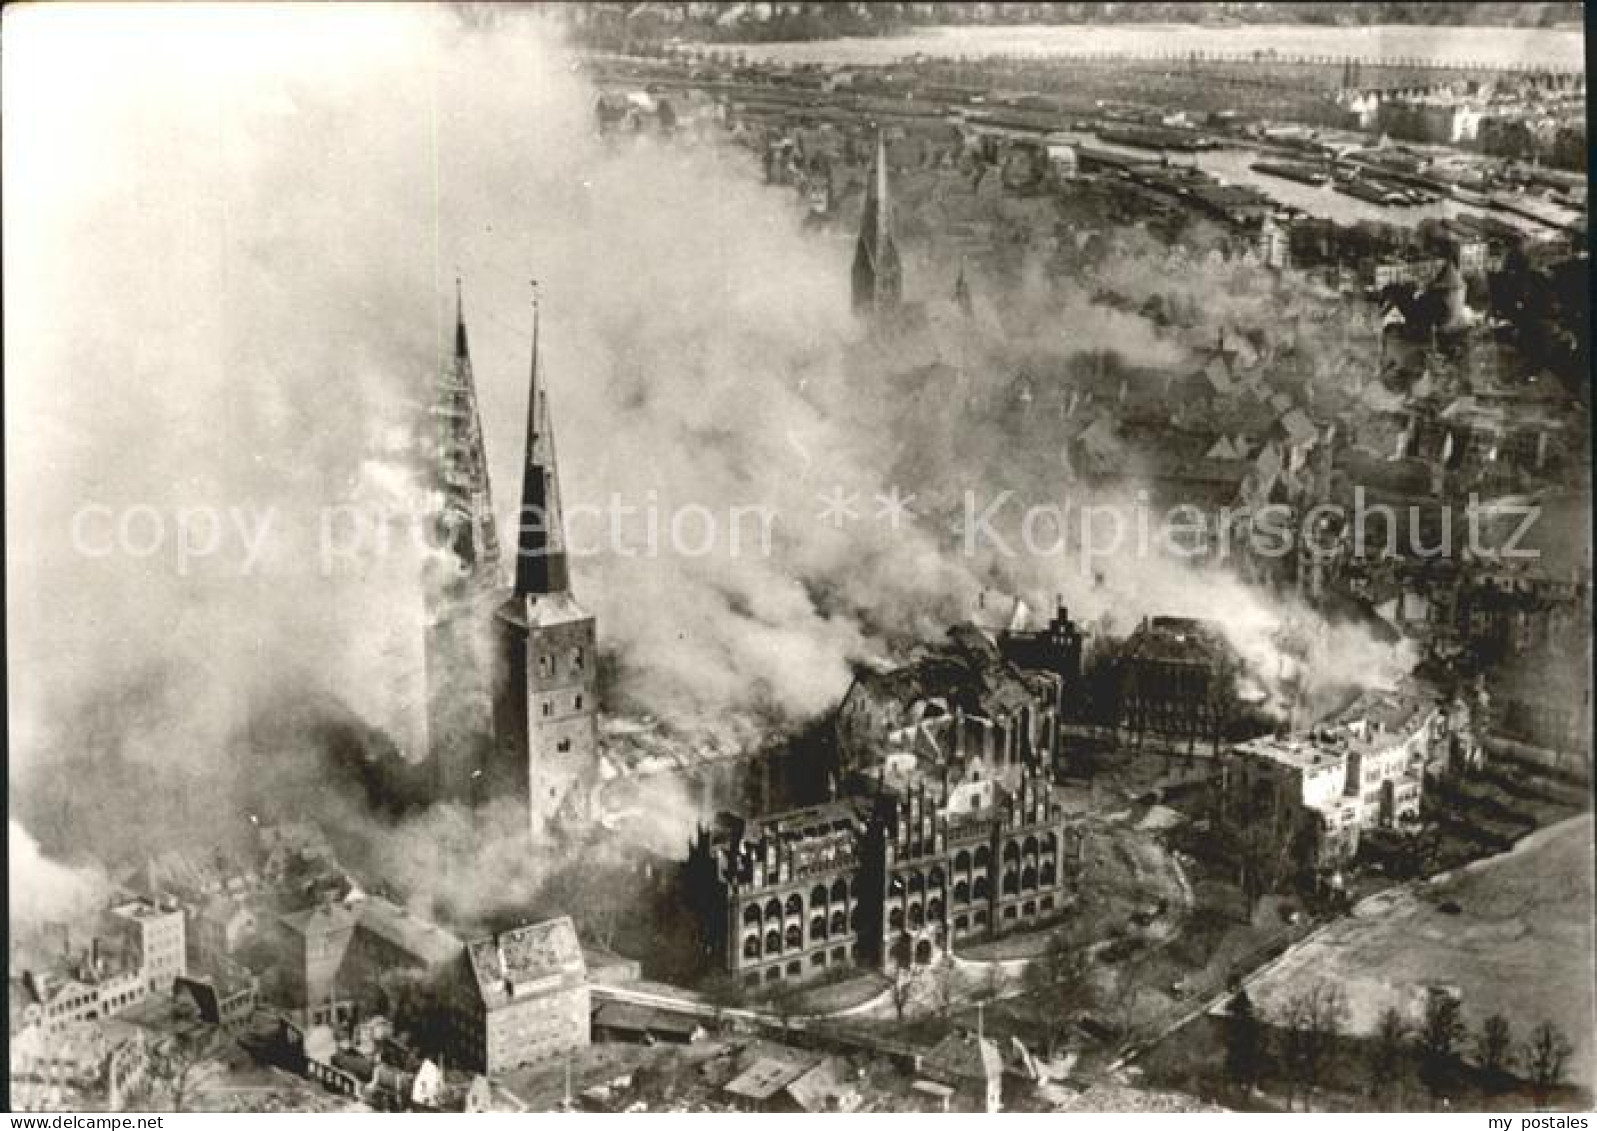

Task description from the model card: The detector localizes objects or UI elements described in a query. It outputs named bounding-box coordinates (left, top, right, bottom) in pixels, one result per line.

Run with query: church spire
left=512, top=282, right=570, bottom=598
left=430, top=276, right=500, bottom=598
left=851, top=127, right=902, bottom=319
left=954, top=255, right=973, bottom=318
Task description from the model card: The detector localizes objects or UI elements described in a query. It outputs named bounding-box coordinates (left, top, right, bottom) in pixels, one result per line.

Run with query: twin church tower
left=428, top=139, right=898, bottom=838
left=423, top=284, right=598, bottom=840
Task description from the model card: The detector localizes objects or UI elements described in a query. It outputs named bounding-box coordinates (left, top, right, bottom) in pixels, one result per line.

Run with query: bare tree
left=148, top=1024, right=222, bottom=1113
left=1278, top=982, right=1348, bottom=1110
left=1415, top=990, right=1466, bottom=1102
left=1023, top=933, right=1091, bottom=1058
left=888, top=962, right=922, bottom=1023
left=1367, top=1005, right=1409, bottom=1104
left=931, top=956, right=958, bottom=1020
left=1475, top=1014, right=1514, bottom=1088
left=1222, top=990, right=1264, bottom=1096
left=1523, top=1021, right=1572, bottom=1109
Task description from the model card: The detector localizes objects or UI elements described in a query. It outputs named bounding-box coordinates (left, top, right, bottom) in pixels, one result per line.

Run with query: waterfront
left=1057, top=133, right=1573, bottom=233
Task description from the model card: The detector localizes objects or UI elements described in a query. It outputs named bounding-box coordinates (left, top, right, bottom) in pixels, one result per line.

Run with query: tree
left=1414, top=990, right=1466, bottom=1101
left=888, top=962, right=922, bottom=1023
left=1278, top=982, right=1348, bottom=1110
left=148, top=1024, right=222, bottom=1113
left=1522, top=1021, right=1573, bottom=1109
left=1222, top=991, right=1264, bottom=1095
left=1024, top=933, right=1091, bottom=1058
left=1367, top=1005, right=1410, bottom=1103
left=930, top=956, right=957, bottom=1021
left=1475, top=1014, right=1514, bottom=1088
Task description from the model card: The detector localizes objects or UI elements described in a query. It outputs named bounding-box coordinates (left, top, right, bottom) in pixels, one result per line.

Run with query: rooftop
left=465, top=916, right=585, bottom=1004
left=1233, top=735, right=1345, bottom=774
left=723, top=1053, right=818, bottom=1101
left=352, top=896, right=464, bottom=969
left=278, top=903, right=358, bottom=939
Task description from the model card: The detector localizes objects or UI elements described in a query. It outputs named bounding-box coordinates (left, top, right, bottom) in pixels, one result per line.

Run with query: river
left=727, top=22, right=1584, bottom=71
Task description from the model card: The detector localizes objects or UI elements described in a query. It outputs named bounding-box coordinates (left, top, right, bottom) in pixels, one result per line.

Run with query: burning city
left=7, top=2, right=1593, bottom=1117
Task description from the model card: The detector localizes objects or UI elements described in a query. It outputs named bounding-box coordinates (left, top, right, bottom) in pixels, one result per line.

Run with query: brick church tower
left=492, top=286, right=600, bottom=837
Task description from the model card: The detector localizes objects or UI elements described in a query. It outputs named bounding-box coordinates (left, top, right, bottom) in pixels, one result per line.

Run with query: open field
left=1244, top=813, right=1596, bottom=1088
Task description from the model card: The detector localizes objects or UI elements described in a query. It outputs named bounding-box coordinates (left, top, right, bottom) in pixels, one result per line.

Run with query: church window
left=541, top=701, right=552, bottom=718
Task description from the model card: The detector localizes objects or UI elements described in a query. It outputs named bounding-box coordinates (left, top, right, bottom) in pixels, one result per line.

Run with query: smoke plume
left=6, top=6, right=1408, bottom=926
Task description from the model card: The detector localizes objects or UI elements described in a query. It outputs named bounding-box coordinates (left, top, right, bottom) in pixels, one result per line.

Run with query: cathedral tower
left=493, top=286, right=600, bottom=837
left=425, top=281, right=503, bottom=801
left=851, top=129, right=902, bottom=321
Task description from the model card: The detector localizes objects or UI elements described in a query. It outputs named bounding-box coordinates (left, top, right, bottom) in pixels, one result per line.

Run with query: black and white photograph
left=4, top=1, right=1593, bottom=1116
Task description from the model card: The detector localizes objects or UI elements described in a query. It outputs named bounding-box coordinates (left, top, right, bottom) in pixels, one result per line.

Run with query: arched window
left=785, top=893, right=803, bottom=917
left=830, top=879, right=848, bottom=903
left=810, top=914, right=827, bottom=941
left=927, top=897, right=944, bottom=921
left=764, top=898, right=782, bottom=920
left=908, top=903, right=924, bottom=929
left=1021, top=866, right=1038, bottom=891
left=889, top=907, right=904, bottom=930
left=954, top=850, right=972, bottom=873
left=743, top=935, right=761, bottom=959
left=974, top=845, right=991, bottom=869
left=1041, top=860, right=1057, bottom=886
left=1023, top=835, right=1039, bottom=858
left=1003, top=841, right=1021, bottom=863
left=1002, top=870, right=1019, bottom=895
left=929, top=866, right=945, bottom=889
left=765, top=928, right=781, bottom=955
left=973, top=876, right=989, bottom=900
left=954, top=880, right=970, bottom=904
left=914, top=939, right=933, bottom=965
left=830, top=910, right=846, bottom=936
left=785, top=924, right=802, bottom=950
left=811, top=884, right=829, bottom=908
left=908, top=872, right=925, bottom=896
left=1041, top=832, right=1058, bottom=857
left=743, top=904, right=762, bottom=926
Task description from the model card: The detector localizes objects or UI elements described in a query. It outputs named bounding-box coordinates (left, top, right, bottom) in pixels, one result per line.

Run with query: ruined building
left=425, top=284, right=503, bottom=802
left=851, top=129, right=902, bottom=322
left=997, top=600, right=1086, bottom=723
left=685, top=625, right=1083, bottom=989
left=835, top=625, right=1065, bottom=777
left=492, top=288, right=601, bottom=838
left=446, top=916, right=589, bottom=1075
left=1113, top=616, right=1242, bottom=757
